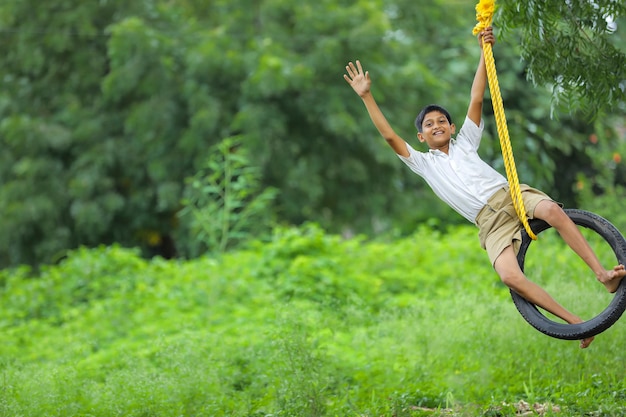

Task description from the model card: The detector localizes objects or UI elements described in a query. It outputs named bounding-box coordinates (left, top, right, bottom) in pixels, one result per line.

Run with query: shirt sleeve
left=396, top=141, right=426, bottom=176
left=456, top=116, right=485, bottom=151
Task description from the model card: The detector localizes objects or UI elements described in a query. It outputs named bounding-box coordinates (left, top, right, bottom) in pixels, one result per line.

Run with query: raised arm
left=467, top=26, right=495, bottom=127
left=344, top=60, right=409, bottom=157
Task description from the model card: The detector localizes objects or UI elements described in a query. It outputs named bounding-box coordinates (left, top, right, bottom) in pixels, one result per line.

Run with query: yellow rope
left=473, top=0, right=537, bottom=240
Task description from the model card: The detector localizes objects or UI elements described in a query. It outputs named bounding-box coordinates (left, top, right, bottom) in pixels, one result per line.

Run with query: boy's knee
left=535, top=200, right=565, bottom=224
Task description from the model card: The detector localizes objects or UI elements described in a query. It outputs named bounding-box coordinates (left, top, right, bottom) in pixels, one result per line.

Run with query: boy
left=343, top=26, right=625, bottom=349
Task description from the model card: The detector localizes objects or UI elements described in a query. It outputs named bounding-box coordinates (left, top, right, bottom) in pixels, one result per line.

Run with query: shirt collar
left=428, top=138, right=456, bottom=155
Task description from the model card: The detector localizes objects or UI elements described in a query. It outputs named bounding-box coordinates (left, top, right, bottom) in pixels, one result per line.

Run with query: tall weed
left=179, top=136, right=278, bottom=257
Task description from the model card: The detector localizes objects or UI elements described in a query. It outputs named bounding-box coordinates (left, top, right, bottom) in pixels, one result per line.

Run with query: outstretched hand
left=344, top=60, right=371, bottom=98
left=478, top=26, right=496, bottom=48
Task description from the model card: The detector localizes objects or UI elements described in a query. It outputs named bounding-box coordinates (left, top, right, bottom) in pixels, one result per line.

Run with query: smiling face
left=418, top=110, right=456, bottom=152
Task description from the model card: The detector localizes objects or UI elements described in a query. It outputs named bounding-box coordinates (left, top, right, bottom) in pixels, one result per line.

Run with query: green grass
left=1, top=223, right=626, bottom=416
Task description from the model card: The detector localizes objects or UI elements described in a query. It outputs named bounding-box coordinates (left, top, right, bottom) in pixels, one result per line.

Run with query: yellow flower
left=472, top=0, right=496, bottom=35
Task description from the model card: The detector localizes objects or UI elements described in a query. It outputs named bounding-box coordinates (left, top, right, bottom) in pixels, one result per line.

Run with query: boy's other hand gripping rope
left=473, top=0, right=537, bottom=240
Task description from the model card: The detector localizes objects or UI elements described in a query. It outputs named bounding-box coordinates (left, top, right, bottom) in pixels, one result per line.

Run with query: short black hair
left=415, top=104, right=453, bottom=133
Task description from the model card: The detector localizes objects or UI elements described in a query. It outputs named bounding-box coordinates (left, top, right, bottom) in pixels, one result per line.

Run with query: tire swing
left=474, top=0, right=626, bottom=339
left=512, top=210, right=626, bottom=340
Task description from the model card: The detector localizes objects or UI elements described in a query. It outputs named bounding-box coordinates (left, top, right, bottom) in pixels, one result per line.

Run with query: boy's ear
left=417, top=132, right=425, bottom=142
left=451, top=123, right=456, bottom=134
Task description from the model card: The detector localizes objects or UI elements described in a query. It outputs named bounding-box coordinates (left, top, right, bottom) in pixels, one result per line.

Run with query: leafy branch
left=497, top=0, right=626, bottom=119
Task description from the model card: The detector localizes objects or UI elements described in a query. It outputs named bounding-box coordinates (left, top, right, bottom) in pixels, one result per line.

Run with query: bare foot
left=598, top=265, right=626, bottom=293
left=580, top=335, right=594, bottom=349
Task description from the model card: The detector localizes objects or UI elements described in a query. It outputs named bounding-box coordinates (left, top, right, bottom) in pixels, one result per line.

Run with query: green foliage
left=0, top=0, right=625, bottom=268
left=179, top=137, right=278, bottom=257
left=573, top=117, right=626, bottom=232
left=0, top=0, right=183, bottom=267
left=3, top=224, right=626, bottom=415
left=498, top=0, right=626, bottom=118
left=0, top=245, right=146, bottom=327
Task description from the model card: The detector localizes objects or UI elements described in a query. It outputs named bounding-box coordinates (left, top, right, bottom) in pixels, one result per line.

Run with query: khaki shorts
left=476, top=185, right=555, bottom=266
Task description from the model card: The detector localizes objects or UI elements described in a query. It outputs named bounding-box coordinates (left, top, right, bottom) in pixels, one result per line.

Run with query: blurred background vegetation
left=0, top=0, right=625, bottom=268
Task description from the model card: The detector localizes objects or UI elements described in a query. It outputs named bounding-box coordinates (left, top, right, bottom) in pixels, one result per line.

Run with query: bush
left=1, top=223, right=626, bottom=416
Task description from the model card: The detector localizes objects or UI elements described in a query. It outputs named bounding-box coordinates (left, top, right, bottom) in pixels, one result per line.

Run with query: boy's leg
left=533, top=200, right=626, bottom=293
left=493, top=245, right=594, bottom=348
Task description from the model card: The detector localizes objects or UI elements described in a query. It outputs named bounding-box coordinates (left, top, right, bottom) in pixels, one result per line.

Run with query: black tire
left=511, top=209, right=626, bottom=340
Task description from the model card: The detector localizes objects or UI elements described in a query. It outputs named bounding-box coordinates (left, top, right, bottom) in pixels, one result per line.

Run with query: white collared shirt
left=397, top=117, right=507, bottom=223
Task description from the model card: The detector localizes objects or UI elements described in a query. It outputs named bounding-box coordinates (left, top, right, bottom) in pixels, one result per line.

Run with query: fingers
left=345, top=63, right=354, bottom=80
left=479, top=26, right=496, bottom=45
left=345, top=61, right=359, bottom=76
left=345, top=60, right=364, bottom=81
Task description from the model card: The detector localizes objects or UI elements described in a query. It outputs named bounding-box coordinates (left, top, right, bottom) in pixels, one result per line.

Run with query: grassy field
left=1, top=223, right=626, bottom=416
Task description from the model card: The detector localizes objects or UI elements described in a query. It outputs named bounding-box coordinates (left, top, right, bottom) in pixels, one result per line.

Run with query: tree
left=0, top=1, right=158, bottom=266
left=0, top=0, right=623, bottom=268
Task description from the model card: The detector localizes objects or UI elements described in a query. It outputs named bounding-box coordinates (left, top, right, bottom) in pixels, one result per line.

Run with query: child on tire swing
left=343, top=26, right=626, bottom=349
